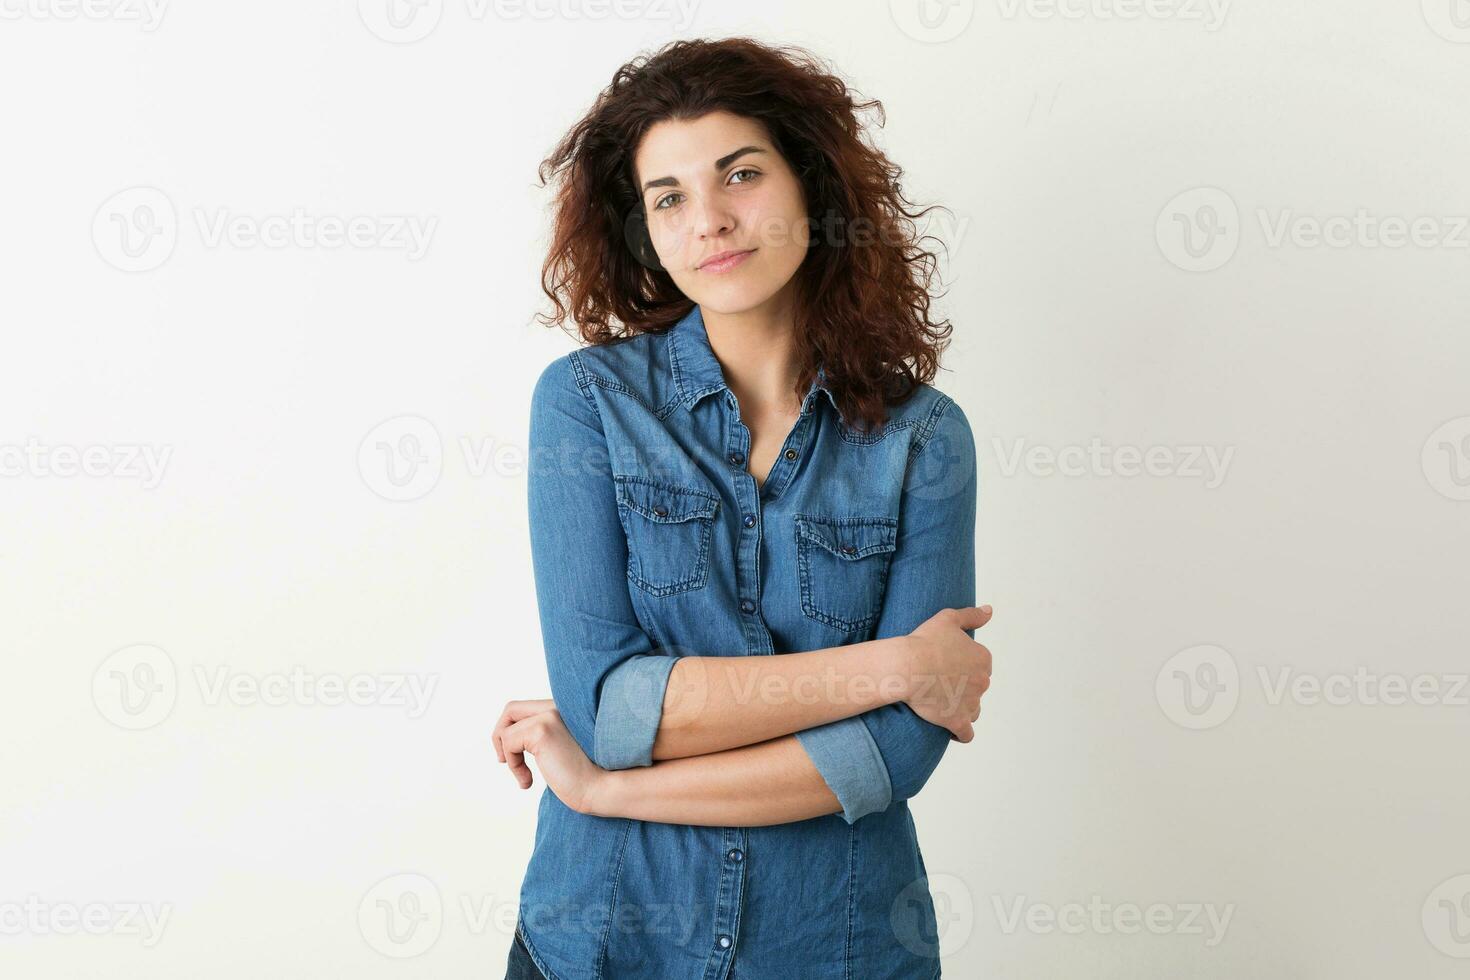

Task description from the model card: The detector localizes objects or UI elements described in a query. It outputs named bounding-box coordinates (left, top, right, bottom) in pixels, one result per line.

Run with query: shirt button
left=742, top=514, right=756, bottom=528
left=784, top=449, right=798, bottom=460
left=717, top=935, right=732, bottom=949
left=727, top=848, right=743, bottom=862
left=653, top=506, right=668, bottom=517
left=739, top=599, right=755, bottom=613
left=729, top=452, right=744, bottom=466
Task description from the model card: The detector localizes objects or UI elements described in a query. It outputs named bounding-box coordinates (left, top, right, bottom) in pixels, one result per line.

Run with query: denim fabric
left=519, top=303, right=974, bottom=980
left=507, top=923, right=549, bottom=980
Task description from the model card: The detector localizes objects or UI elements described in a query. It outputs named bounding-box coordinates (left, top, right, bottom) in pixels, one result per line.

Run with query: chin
left=682, top=272, right=790, bottom=316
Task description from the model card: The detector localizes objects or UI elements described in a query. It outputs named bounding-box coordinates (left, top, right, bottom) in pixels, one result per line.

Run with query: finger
left=952, top=720, right=975, bottom=743
left=501, top=720, right=536, bottom=790
left=494, top=699, right=555, bottom=765
left=952, top=605, right=993, bottom=631
left=492, top=706, right=511, bottom=763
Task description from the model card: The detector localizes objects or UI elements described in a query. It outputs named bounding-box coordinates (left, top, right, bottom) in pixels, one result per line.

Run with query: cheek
left=647, top=211, right=697, bottom=260
left=747, top=193, right=810, bottom=254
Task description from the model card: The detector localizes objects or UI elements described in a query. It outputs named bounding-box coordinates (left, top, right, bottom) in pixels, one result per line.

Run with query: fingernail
left=980, top=604, right=992, bottom=614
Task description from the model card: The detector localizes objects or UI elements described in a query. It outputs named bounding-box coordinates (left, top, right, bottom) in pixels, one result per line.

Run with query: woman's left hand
left=493, top=699, right=607, bottom=816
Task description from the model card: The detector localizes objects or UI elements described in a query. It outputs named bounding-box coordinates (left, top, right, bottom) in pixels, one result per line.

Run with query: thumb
left=951, top=604, right=993, bottom=631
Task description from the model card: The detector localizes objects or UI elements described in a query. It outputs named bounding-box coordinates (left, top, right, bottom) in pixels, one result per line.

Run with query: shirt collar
left=667, top=303, right=838, bottom=417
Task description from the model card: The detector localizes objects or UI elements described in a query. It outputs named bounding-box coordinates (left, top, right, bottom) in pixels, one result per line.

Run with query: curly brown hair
left=535, top=36, right=955, bottom=434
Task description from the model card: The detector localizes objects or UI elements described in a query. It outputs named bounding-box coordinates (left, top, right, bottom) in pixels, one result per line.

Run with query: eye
left=653, top=192, right=683, bottom=211
left=729, top=167, right=760, bottom=185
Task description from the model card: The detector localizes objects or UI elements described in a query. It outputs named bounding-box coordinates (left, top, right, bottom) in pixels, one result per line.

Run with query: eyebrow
left=641, top=146, right=766, bottom=195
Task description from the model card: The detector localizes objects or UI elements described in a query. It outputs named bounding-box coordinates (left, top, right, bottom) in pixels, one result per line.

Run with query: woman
left=494, top=37, right=992, bottom=980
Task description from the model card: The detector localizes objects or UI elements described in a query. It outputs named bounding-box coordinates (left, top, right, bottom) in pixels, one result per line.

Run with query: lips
left=698, top=248, right=755, bottom=273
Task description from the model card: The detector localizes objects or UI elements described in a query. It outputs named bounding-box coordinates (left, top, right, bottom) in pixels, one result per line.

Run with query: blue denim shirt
left=518, top=303, right=976, bottom=980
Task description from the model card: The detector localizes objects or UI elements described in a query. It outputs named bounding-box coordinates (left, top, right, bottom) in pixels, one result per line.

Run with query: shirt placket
left=703, top=390, right=813, bottom=978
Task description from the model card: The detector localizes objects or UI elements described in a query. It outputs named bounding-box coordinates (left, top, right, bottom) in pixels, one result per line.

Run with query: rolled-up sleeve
left=796, top=395, right=978, bottom=822
left=794, top=717, right=893, bottom=824
left=527, top=353, right=678, bottom=771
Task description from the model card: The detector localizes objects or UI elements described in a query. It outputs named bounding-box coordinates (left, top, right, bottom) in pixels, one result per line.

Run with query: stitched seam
left=666, top=321, right=724, bottom=414
left=844, top=821, right=857, bottom=980
left=909, top=393, right=955, bottom=464
left=838, top=415, right=922, bottom=445
left=516, top=920, right=563, bottom=980
left=593, top=817, right=635, bottom=979
left=611, top=476, right=717, bottom=597
left=794, top=515, right=897, bottom=632
left=571, top=347, right=679, bottom=417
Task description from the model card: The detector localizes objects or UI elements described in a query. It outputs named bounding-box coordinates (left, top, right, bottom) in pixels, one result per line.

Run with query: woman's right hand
left=903, top=605, right=993, bottom=742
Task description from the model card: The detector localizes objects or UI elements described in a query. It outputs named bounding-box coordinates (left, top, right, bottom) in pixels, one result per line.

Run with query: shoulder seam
left=911, top=391, right=956, bottom=462
left=564, top=349, right=603, bottom=417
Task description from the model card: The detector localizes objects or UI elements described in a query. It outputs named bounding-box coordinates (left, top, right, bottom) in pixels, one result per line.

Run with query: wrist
left=584, top=767, right=625, bottom=819
left=882, top=634, right=922, bottom=704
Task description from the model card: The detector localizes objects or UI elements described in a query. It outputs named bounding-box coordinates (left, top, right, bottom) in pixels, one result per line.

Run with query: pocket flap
left=794, top=515, right=897, bottom=559
left=615, top=477, right=719, bottom=523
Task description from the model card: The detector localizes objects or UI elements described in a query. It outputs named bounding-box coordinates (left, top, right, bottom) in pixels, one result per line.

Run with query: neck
left=700, top=290, right=804, bottom=419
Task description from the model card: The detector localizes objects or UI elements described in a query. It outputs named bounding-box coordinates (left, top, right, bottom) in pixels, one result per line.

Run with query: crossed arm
left=519, top=355, right=979, bottom=827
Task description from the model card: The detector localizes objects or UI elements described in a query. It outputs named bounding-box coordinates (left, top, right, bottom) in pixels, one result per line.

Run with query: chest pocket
left=794, top=514, right=898, bottom=634
left=615, top=476, right=720, bottom=597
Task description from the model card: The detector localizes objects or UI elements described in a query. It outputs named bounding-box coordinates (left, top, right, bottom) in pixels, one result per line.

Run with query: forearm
left=590, top=733, right=843, bottom=827
left=649, top=635, right=915, bottom=761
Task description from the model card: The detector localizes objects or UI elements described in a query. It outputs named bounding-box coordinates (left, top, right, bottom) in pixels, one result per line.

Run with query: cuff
left=593, top=654, right=680, bottom=769
left=795, top=716, right=894, bottom=824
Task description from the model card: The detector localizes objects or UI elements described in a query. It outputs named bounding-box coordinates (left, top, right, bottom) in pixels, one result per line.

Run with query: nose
left=692, top=191, right=735, bottom=242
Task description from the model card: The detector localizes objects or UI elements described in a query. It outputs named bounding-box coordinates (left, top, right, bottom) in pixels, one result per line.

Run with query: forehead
left=633, top=110, right=772, bottom=183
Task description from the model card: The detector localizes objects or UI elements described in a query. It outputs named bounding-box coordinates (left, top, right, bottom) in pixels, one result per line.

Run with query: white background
left=3, top=1, right=1469, bottom=977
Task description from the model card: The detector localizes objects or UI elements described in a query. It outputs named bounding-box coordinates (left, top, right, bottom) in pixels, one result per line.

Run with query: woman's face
left=632, top=110, right=810, bottom=316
